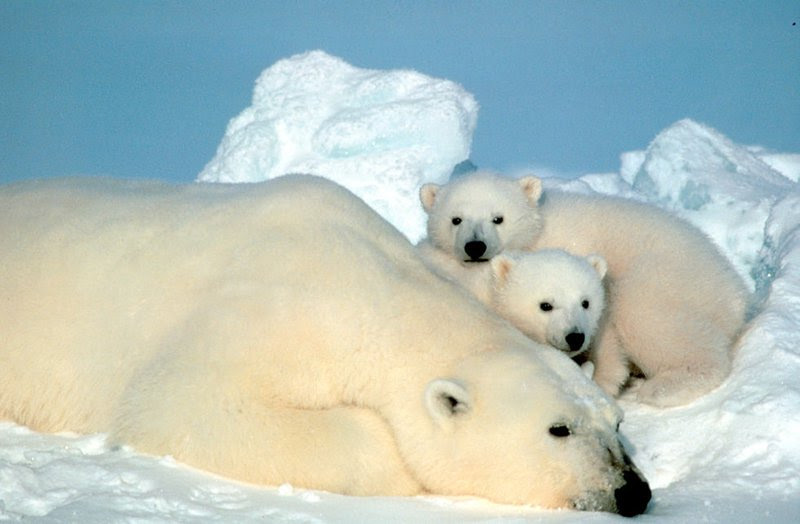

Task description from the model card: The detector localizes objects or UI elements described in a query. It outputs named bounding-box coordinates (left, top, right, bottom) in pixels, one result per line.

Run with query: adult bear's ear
left=425, top=378, right=471, bottom=428
left=419, top=183, right=441, bottom=213
left=518, top=176, right=542, bottom=204
left=490, top=254, right=515, bottom=289
left=586, top=254, right=608, bottom=280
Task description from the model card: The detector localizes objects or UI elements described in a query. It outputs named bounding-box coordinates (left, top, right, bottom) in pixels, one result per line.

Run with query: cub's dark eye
left=492, top=216, right=504, bottom=225
left=451, top=217, right=462, bottom=226
left=582, top=300, right=590, bottom=309
left=540, top=302, right=553, bottom=312
left=549, top=424, right=572, bottom=438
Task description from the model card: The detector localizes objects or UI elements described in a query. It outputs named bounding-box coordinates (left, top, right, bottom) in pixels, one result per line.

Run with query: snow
left=197, top=50, right=477, bottom=243
left=749, top=150, right=800, bottom=183
left=3, top=52, right=800, bottom=522
left=610, top=119, right=796, bottom=289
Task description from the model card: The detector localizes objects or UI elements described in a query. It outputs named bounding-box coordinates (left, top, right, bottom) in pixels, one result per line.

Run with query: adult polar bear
left=0, top=175, right=649, bottom=515
left=419, top=171, right=749, bottom=407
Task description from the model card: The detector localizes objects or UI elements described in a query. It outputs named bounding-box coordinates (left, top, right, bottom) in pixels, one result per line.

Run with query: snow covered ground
left=2, top=52, right=799, bottom=522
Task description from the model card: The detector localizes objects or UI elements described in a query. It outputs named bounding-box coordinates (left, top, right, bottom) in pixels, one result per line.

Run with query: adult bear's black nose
left=614, top=463, right=652, bottom=516
left=565, top=332, right=585, bottom=353
left=464, top=240, right=487, bottom=261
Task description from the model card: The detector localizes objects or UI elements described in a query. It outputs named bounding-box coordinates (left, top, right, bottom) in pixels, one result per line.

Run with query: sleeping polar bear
left=0, top=175, right=649, bottom=515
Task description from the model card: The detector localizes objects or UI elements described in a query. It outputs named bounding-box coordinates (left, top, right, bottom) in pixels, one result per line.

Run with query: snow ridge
left=198, top=50, right=478, bottom=243
left=591, top=119, right=799, bottom=290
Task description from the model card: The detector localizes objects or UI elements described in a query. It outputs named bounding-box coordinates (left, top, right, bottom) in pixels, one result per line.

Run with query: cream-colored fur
left=0, top=175, right=649, bottom=514
left=416, top=240, right=495, bottom=302
left=418, top=171, right=749, bottom=407
left=489, top=250, right=607, bottom=359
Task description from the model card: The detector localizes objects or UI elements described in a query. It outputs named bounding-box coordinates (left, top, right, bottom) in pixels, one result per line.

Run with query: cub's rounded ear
left=490, top=254, right=515, bottom=289
left=419, top=183, right=441, bottom=213
left=424, top=378, right=471, bottom=428
left=518, top=176, right=543, bottom=204
left=586, top=254, right=608, bottom=280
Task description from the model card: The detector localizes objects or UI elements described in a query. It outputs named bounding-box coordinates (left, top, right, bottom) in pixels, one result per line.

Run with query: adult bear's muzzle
left=614, top=458, right=652, bottom=517
left=572, top=449, right=651, bottom=516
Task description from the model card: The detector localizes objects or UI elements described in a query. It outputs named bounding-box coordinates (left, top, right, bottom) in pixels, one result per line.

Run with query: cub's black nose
left=464, top=240, right=487, bottom=260
left=614, top=468, right=651, bottom=517
left=565, top=332, right=585, bottom=353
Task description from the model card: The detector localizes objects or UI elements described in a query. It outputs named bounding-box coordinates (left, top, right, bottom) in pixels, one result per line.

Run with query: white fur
left=490, top=250, right=607, bottom=358
left=420, top=175, right=542, bottom=263
left=0, top=175, right=649, bottom=514
left=418, top=171, right=750, bottom=407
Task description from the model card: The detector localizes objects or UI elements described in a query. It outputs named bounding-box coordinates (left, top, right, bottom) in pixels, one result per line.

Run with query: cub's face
left=420, top=172, right=543, bottom=263
left=419, top=348, right=650, bottom=515
left=490, top=250, right=607, bottom=357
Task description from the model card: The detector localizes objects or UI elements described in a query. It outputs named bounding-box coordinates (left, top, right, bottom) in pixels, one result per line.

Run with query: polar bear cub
left=489, top=250, right=607, bottom=359
left=417, top=171, right=750, bottom=407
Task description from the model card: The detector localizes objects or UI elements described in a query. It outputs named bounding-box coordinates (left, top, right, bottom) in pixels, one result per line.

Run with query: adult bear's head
left=401, top=346, right=650, bottom=516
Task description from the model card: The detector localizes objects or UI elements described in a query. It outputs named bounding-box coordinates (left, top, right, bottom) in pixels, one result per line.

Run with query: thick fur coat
left=418, top=172, right=749, bottom=407
left=0, top=175, right=648, bottom=514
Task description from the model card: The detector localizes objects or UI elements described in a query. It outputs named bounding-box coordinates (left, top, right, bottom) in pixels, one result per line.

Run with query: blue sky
left=2, top=1, right=798, bottom=183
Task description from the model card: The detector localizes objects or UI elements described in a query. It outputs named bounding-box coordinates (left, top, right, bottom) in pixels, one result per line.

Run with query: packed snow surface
left=3, top=53, right=800, bottom=522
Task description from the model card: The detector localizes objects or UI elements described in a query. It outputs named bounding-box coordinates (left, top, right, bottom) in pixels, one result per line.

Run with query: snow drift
left=2, top=52, right=799, bottom=522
